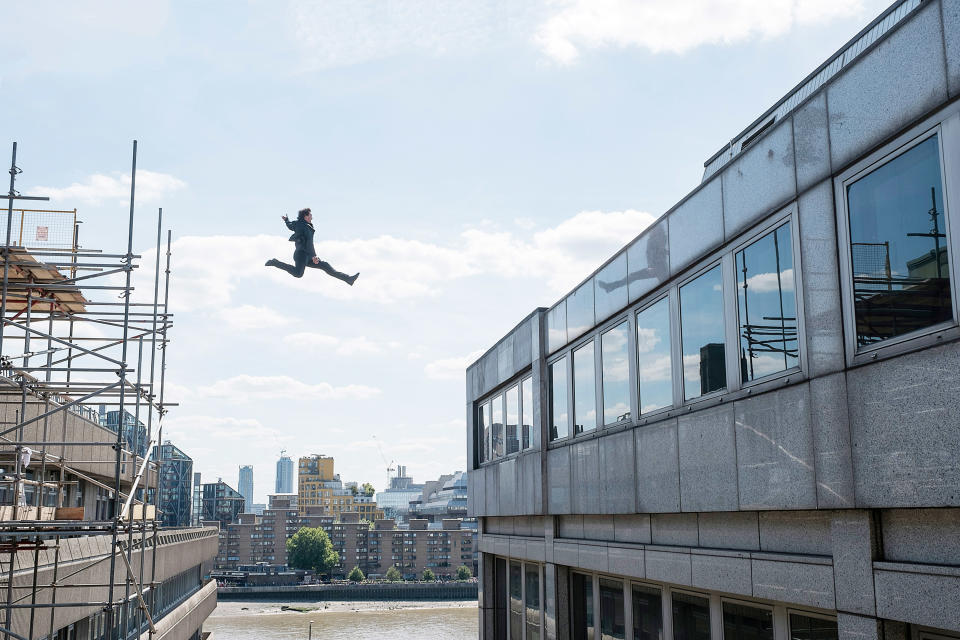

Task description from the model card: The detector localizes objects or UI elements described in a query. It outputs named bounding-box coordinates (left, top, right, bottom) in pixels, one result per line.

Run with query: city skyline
left=3, top=0, right=895, bottom=503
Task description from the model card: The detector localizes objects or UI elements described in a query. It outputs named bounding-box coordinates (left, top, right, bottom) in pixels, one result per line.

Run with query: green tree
left=361, top=482, right=376, bottom=497
left=385, top=566, right=402, bottom=582
left=348, top=566, right=365, bottom=582
left=422, top=568, right=436, bottom=582
left=350, top=484, right=359, bottom=496
left=456, top=565, right=472, bottom=580
left=286, top=527, right=339, bottom=575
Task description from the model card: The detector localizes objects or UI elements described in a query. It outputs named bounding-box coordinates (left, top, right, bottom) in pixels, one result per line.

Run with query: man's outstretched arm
left=282, top=215, right=296, bottom=231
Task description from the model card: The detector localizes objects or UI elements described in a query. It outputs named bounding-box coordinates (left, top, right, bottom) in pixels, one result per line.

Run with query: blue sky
left=2, top=0, right=891, bottom=502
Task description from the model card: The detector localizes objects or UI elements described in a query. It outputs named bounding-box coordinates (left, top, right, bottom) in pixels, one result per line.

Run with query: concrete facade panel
left=582, top=515, right=616, bottom=542
left=608, top=546, right=645, bottom=579
left=483, top=352, right=498, bottom=396
left=758, top=511, right=832, bottom=556
left=600, top=430, right=637, bottom=513
left=555, top=541, right=579, bottom=567
left=650, top=513, right=699, bottom=547
left=548, top=447, right=571, bottom=514
left=469, top=469, right=484, bottom=517
left=846, top=342, right=960, bottom=507
left=793, top=92, right=832, bottom=192
left=945, top=0, right=960, bottom=97
left=513, top=318, right=533, bottom=372
left=498, top=457, right=517, bottom=516
left=635, top=421, right=681, bottom=513
left=558, top=515, right=584, bottom=539
left=613, top=514, right=652, bottom=544
left=691, top=552, right=752, bottom=595
left=734, top=385, right=817, bottom=510
left=797, top=180, right=845, bottom=378
left=578, top=543, right=610, bottom=573
left=810, top=374, right=856, bottom=509
left=570, top=440, right=601, bottom=514
left=519, top=452, right=542, bottom=515
left=874, top=566, right=960, bottom=633
left=697, top=512, right=760, bottom=551
left=627, top=217, right=670, bottom=304
left=751, top=559, right=836, bottom=609
left=826, top=1, right=948, bottom=169
left=668, top=179, right=723, bottom=276
left=837, top=613, right=881, bottom=640
left=645, top=549, right=692, bottom=586
left=567, top=280, right=595, bottom=341
left=678, top=406, right=739, bottom=512
left=722, top=119, right=796, bottom=239
left=831, top=511, right=877, bottom=616
left=881, top=508, right=960, bottom=566
left=485, top=464, right=500, bottom=517
left=497, top=334, right=514, bottom=385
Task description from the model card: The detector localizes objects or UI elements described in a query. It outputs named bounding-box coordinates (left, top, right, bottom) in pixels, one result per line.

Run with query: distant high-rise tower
left=238, top=465, right=254, bottom=511
left=276, top=451, right=293, bottom=494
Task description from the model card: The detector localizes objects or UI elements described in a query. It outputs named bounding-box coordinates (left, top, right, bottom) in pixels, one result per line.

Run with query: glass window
left=510, top=562, right=523, bottom=640
left=602, top=322, right=631, bottom=425
left=492, top=394, right=504, bottom=459
left=636, top=298, right=673, bottom=413
left=736, top=223, right=798, bottom=382
left=680, top=266, right=726, bottom=400
left=723, top=602, right=772, bottom=640
left=574, top=342, right=597, bottom=435
left=672, top=592, right=710, bottom=640
left=600, top=578, right=626, bottom=640
left=550, top=357, right=569, bottom=441
left=506, top=385, right=520, bottom=455
left=571, top=573, right=595, bottom=640
left=789, top=614, right=838, bottom=640
left=847, top=134, right=951, bottom=347
left=632, top=584, right=663, bottom=640
left=478, top=402, right=490, bottom=463
left=525, top=565, right=541, bottom=640
left=521, top=377, right=534, bottom=449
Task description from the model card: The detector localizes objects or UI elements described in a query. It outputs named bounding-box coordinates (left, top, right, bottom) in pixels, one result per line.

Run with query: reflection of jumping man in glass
left=265, top=208, right=359, bottom=285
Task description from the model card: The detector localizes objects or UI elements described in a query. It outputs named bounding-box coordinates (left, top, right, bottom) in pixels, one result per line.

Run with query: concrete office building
left=467, top=1, right=960, bottom=638
left=155, top=440, right=195, bottom=528
left=239, top=464, right=254, bottom=512
left=276, top=451, right=294, bottom=494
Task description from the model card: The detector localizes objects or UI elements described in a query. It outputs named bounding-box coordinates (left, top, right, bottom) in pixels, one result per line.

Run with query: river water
left=206, top=600, right=479, bottom=639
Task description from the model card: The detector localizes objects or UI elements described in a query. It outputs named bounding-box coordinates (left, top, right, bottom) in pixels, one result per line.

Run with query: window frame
left=600, top=317, right=633, bottom=427
left=677, top=259, right=729, bottom=405
left=719, top=597, right=775, bottom=640
left=475, top=368, right=536, bottom=468
left=727, top=210, right=805, bottom=390
left=835, top=110, right=960, bottom=366
left=571, top=337, right=599, bottom=436
left=634, top=292, right=677, bottom=420
left=547, top=351, right=572, bottom=443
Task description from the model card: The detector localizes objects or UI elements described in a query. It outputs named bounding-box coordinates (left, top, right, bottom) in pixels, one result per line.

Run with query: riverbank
left=217, top=581, right=478, bottom=601
left=211, top=599, right=478, bottom=617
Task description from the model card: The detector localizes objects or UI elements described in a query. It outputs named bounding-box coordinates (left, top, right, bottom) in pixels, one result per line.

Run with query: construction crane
left=371, top=435, right=394, bottom=490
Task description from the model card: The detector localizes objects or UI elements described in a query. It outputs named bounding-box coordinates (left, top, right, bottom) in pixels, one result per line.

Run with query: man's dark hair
left=297, top=208, right=312, bottom=221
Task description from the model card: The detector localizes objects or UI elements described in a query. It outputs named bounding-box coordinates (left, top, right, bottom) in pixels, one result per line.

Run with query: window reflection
left=632, top=584, right=662, bottom=640
left=521, top=377, right=534, bottom=450
left=506, top=385, right=520, bottom=455
left=847, top=134, right=952, bottom=346
left=525, top=565, right=541, bottom=640
left=574, top=342, right=597, bottom=435
left=492, top=394, right=504, bottom=459
left=510, top=562, right=523, bottom=640
left=680, top=266, right=726, bottom=400
left=571, top=573, right=595, bottom=640
left=602, top=322, right=631, bottom=425
left=599, top=578, right=625, bottom=640
left=722, top=602, right=773, bottom=640
left=479, top=401, right=490, bottom=463
left=548, top=303, right=568, bottom=354
left=789, top=614, right=838, bottom=640
left=736, top=223, right=798, bottom=382
left=672, top=592, right=710, bottom=640
left=550, top=358, right=569, bottom=441
left=636, top=298, right=673, bottom=413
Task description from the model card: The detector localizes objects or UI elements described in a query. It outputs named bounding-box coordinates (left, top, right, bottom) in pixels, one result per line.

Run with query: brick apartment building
left=216, top=494, right=476, bottom=579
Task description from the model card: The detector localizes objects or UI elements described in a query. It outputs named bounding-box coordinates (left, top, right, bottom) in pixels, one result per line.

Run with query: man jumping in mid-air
left=265, top=208, right=359, bottom=285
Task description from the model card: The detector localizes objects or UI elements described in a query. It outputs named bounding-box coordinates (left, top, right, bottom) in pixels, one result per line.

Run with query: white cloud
left=131, top=208, right=655, bottom=310
left=535, top=0, right=870, bottom=62
left=425, top=349, right=486, bottom=381
left=35, top=170, right=186, bottom=206
left=284, top=332, right=386, bottom=356
left=742, top=268, right=794, bottom=294
left=189, top=374, right=380, bottom=402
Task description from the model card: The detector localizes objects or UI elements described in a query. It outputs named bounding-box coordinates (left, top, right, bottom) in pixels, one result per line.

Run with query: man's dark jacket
left=285, top=218, right=317, bottom=258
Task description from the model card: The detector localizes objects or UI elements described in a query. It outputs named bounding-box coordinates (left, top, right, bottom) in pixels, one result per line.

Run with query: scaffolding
left=0, top=141, right=178, bottom=640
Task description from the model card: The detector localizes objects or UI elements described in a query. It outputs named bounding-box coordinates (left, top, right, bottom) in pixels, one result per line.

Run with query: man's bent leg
left=309, top=259, right=353, bottom=283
